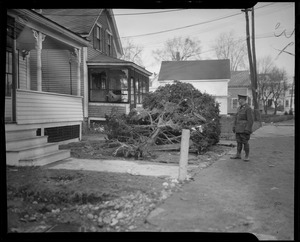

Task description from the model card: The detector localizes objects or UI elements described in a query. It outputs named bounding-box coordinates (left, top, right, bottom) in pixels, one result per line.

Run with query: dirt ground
left=6, top=135, right=232, bottom=233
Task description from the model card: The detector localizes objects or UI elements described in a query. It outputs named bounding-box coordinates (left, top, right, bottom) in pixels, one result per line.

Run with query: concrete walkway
left=143, top=119, right=294, bottom=240
left=48, top=158, right=198, bottom=179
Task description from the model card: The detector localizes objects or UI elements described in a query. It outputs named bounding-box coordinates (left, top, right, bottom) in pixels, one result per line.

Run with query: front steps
left=5, top=126, right=70, bottom=167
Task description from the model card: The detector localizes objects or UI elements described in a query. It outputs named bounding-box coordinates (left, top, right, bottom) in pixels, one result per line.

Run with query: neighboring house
left=228, top=71, right=253, bottom=114
left=157, top=59, right=230, bottom=115
left=149, top=72, right=159, bottom=92
left=5, top=9, right=151, bottom=166
left=284, top=81, right=295, bottom=113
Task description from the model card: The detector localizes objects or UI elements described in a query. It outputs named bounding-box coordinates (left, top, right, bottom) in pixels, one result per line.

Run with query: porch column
left=32, top=30, right=45, bottom=91
left=74, top=48, right=81, bottom=96
left=82, top=47, right=88, bottom=118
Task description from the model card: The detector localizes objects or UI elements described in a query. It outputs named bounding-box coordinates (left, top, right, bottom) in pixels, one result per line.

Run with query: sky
left=113, top=2, right=295, bottom=82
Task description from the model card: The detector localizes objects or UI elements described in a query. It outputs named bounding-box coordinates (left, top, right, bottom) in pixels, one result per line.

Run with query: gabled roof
left=229, top=71, right=251, bottom=87
left=41, top=9, right=102, bottom=35
left=158, top=59, right=230, bottom=81
left=87, top=54, right=152, bottom=76
left=41, top=9, right=123, bottom=55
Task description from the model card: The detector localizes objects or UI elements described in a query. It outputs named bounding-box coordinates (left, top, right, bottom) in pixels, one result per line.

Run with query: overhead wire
left=118, top=2, right=277, bottom=39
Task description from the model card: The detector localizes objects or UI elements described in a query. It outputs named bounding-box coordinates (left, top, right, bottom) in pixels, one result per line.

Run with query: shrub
left=143, top=81, right=221, bottom=152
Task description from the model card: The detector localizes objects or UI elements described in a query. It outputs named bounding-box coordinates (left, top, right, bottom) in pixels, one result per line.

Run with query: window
left=94, top=25, right=103, bottom=51
left=232, top=98, right=238, bottom=109
left=89, top=68, right=128, bottom=103
left=139, top=78, right=147, bottom=103
left=5, top=49, right=13, bottom=96
left=106, top=31, right=113, bottom=56
left=285, top=100, right=289, bottom=107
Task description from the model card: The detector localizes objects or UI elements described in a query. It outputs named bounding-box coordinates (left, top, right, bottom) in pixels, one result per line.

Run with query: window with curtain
left=106, top=31, right=113, bottom=56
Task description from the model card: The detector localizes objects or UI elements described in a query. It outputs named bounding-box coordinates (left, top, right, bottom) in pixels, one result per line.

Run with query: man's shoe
left=243, top=156, right=250, bottom=161
left=230, top=155, right=241, bottom=159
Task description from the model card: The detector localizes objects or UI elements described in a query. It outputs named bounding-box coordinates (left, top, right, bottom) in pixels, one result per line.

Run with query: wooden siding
left=5, top=97, right=12, bottom=121
left=30, top=49, right=77, bottom=95
left=227, top=87, right=248, bottom=114
left=16, top=89, right=83, bottom=124
left=88, top=103, right=126, bottom=118
left=19, top=54, right=28, bottom=90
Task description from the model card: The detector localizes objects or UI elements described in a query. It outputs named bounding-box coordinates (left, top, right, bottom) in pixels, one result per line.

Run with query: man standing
left=231, top=94, right=254, bottom=161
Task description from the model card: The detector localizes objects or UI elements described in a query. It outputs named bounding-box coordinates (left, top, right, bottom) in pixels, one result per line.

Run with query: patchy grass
left=6, top=135, right=232, bottom=232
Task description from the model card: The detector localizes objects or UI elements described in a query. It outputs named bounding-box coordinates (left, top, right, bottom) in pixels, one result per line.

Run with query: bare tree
left=257, top=55, right=274, bottom=75
left=259, top=74, right=273, bottom=114
left=120, top=39, right=144, bottom=66
left=212, top=30, right=247, bottom=71
left=268, top=67, right=288, bottom=115
left=152, top=36, right=202, bottom=62
left=256, top=55, right=275, bottom=112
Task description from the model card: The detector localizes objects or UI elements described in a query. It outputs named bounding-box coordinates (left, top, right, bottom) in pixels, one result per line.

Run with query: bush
left=143, top=81, right=221, bottom=152
left=104, top=82, right=221, bottom=155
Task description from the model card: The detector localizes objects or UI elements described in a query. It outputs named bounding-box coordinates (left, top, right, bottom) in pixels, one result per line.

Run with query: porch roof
left=87, top=54, right=152, bottom=76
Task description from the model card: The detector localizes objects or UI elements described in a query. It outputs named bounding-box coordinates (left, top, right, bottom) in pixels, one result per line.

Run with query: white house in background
left=157, top=59, right=230, bottom=115
left=284, top=80, right=295, bottom=113
left=149, top=72, right=159, bottom=92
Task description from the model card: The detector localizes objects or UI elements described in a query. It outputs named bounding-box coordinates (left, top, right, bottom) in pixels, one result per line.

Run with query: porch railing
left=16, top=89, right=83, bottom=124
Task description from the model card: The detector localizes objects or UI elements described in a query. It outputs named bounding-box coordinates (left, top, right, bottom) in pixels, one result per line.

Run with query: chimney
left=176, top=52, right=180, bottom=61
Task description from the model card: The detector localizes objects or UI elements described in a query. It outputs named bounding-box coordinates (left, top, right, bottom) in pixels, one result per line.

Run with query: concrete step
left=6, top=143, right=59, bottom=166
left=6, top=136, right=48, bottom=150
left=5, top=128, right=38, bottom=141
left=19, top=150, right=71, bottom=167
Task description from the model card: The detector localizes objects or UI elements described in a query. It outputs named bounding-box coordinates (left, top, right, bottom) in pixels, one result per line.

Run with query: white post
left=26, top=52, right=31, bottom=90
left=82, top=47, right=88, bottom=118
left=32, top=30, right=45, bottom=92
left=74, top=48, right=81, bottom=96
left=178, top=129, right=190, bottom=181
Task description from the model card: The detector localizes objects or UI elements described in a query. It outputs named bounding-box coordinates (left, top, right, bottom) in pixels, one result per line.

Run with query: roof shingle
left=41, top=9, right=102, bottom=35
left=158, top=59, right=230, bottom=81
left=229, top=71, right=251, bottom=87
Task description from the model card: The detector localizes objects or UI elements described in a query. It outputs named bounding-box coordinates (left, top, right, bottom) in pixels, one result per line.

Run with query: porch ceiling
left=17, top=26, right=76, bottom=52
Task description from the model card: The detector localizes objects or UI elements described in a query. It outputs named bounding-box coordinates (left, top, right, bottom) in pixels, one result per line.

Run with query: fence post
left=178, top=129, right=190, bottom=181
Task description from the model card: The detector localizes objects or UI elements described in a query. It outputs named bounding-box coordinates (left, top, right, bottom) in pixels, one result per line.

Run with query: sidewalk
left=143, top=120, right=295, bottom=240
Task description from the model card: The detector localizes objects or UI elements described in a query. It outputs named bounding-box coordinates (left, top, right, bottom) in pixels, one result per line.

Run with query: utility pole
left=251, top=7, right=261, bottom=121
left=242, top=7, right=260, bottom=122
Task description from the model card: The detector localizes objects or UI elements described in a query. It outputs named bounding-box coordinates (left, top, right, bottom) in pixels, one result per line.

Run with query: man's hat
left=238, top=94, right=247, bottom=100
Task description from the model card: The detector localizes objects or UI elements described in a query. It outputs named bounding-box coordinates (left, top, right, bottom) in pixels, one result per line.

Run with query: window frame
left=88, top=68, right=129, bottom=103
left=231, top=98, right=238, bottom=109
left=106, top=30, right=113, bottom=56
left=94, top=24, right=103, bottom=52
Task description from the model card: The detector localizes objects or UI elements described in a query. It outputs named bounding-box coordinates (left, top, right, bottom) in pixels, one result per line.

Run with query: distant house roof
left=158, top=59, right=230, bottom=81
left=87, top=54, right=152, bottom=76
left=229, top=71, right=251, bottom=87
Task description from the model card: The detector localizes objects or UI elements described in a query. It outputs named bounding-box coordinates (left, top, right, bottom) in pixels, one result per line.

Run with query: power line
left=119, top=2, right=276, bottom=39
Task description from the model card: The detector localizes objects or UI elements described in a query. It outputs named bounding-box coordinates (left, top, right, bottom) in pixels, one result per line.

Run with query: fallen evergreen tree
left=104, top=81, right=221, bottom=159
